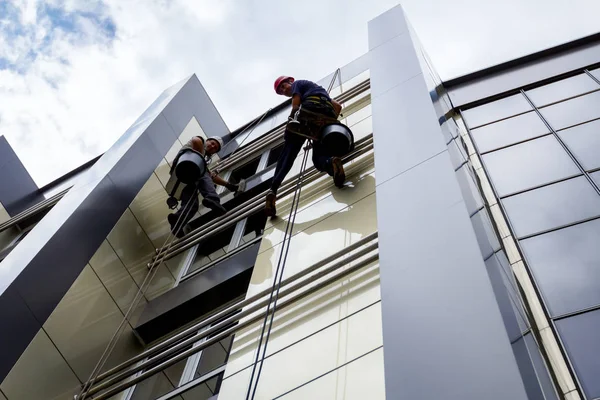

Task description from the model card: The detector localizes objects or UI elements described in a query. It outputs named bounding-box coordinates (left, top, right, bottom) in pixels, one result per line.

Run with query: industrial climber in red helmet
left=266, top=76, right=345, bottom=217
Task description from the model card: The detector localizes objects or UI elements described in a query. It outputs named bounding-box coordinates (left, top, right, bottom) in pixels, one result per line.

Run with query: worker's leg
left=168, top=183, right=199, bottom=238
left=270, top=132, right=305, bottom=195
left=197, top=172, right=227, bottom=216
left=266, top=131, right=305, bottom=217
left=312, top=141, right=345, bottom=188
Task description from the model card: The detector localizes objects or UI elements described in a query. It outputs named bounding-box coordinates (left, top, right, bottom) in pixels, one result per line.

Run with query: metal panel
left=0, top=74, right=230, bottom=382
left=369, top=6, right=529, bottom=400
left=0, top=136, right=43, bottom=216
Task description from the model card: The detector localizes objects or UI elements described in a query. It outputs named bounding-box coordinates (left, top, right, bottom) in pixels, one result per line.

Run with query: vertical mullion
left=257, top=149, right=271, bottom=172
left=178, top=326, right=209, bottom=386
left=227, top=219, right=247, bottom=253
left=584, top=69, right=600, bottom=86
left=174, top=244, right=200, bottom=286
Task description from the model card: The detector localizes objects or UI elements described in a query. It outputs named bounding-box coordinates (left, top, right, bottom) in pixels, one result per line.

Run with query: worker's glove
left=226, top=179, right=246, bottom=196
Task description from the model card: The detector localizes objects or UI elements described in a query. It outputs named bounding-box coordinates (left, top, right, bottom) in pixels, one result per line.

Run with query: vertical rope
left=245, top=69, right=341, bottom=399
left=77, top=182, right=201, bottom=400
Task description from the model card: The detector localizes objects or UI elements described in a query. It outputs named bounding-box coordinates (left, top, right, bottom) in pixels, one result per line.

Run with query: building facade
left=0, top=5, right=599, bottom=400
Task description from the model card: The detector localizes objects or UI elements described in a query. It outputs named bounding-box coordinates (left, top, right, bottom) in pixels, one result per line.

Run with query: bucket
left=320, top=123, right=354, bottom=157
left=175, top=150, right=206, bottom=184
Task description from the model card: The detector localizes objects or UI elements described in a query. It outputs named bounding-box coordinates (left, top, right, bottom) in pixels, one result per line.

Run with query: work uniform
left=270, top=80, right=339, bottom=194
left=170, top=136, right=222, bottom=232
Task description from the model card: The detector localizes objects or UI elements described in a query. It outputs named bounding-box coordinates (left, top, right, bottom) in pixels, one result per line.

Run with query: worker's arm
left=191, top=136, right=205, bottom=153
left=331, top=99, right=342, bottom=118
left=290, top=94, right=302, bottom=116
left=210, top=171, right=240, bottom=192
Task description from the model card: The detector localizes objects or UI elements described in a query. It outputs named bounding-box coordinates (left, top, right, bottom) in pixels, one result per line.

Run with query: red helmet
left=274, top=76, right=294, bottom=94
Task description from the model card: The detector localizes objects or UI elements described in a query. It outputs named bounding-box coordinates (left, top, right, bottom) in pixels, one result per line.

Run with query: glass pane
left=470, top=208, right=501, bottom=259
left=520, top=219, right=600, bottom=317
left=482, top=135, right=579, bottom=196
left=526, top=74, right=599, bottom=107
left=470, top=111, right=549, bottom=153
left=557, top=119, right=600, bottom=170
left=485, top=256, right=526, bottom=343
left=523, top=334, right=559, bottom=400
left=590, top=68, right=600, bottom=82
left=462, top=94, right=532, bottom=128
left=539, top=90, right=600, bottom=130
left=511, top=336, right=546, bottom=400
left=502, top=177, right=600, bottom=237
left=555, top=309, right=600, bottom=399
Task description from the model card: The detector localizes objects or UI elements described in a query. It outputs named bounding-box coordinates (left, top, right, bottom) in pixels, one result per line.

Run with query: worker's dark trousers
left=173, top=172, right=220, bottom=228
left=270, top=103, right=338, bottom=195
left=270, top=130, right=334, bottom=195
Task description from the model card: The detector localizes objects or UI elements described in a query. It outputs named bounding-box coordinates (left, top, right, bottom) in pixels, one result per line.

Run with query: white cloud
left=0, top=0, right=599, bottom=186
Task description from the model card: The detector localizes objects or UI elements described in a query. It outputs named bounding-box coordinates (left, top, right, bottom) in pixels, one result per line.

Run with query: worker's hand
left=210, top=171, right=217, bottom=179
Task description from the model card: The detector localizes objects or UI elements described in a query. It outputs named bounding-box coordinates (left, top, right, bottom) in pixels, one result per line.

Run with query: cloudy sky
left=1, top=0, right=599, bottom=186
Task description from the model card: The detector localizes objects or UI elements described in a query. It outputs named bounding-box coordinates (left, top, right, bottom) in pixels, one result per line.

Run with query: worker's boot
left=331, top=157, right=346, bottom=188
left=167, top=213, right=186, bottom=239
left=265, top=190, right=277, bottom=217
left=202, top=198, right=227, bottom=216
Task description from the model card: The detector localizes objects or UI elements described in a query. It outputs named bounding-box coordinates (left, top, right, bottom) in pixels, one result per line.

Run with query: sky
left=1, top=0, right=600, bottom=187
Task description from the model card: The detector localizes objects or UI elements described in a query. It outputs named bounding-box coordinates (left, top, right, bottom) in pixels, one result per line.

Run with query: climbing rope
left=76, top=182, right=202, bottom=400
left=244, top=68, right=341, bottom=399
left=245, top=149, right=311, bottom=400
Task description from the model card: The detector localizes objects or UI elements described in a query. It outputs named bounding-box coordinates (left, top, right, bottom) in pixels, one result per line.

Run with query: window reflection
left=502, top=176, right=600, bottom=238
left=539, top=90, right=600, bottom=130
left=520, top=218, right=600, bottom=317
left=557, top=119, right=600, bottom=171
left=555, top=308, right=600, bottom=399
left=483, top=135, right=579, bottom=196
left=526, top=73, right=599, bottom=107
left=471, top=111, right=549, bottom=153
left=462, top=94, right=532, bottom=129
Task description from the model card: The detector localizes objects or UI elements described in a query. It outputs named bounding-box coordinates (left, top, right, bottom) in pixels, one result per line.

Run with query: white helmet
left=206, top=136, right=224, bottom=152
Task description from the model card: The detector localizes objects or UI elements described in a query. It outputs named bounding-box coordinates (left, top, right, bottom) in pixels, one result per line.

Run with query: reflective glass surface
left=483, top=135, right=580, bottom=196
left=523, top=334, right=559, bottom=400
left=502, top=177, right=600, bottom=237
left=555, top=308, right=600, bottom=399
left=526, top=73, right=599, bottom=107
left=462, top=94, right=532, bottom=128
left=520, top=219, right=600, bottom=317
left=471, top=111, right=549, bottom=153
left=590, top=68, right=600, bottom=82
left=539, top=90, right=600, bottom=130
left=557, top=119, right=600, bottom=171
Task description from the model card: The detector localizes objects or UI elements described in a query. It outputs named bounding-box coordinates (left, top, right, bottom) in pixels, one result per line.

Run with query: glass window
left=555, top=308, right=600, bottom=400
left=539, top=90, right=600, bottom=130
left=483, top=135, right=580, bottom=196
left=511, top=336, right=547, bottom=400
left=520, top=219, right=600, bottom=317
left=471, top=111, right=549, bottom=153
left=462, top=94, right=532, bottom=129
left=557, top=119, right=600, bottom=171
left=502, top=176, right=600, bottom=238
left=523, top=334, right=559, bottom=400
left=589, top=68, right=600, bottom=82
left=471, top=208, right=501, bottom=259
left=485, top=256, right=526, bottom=343
left=526, top=74, right=599, bottom=107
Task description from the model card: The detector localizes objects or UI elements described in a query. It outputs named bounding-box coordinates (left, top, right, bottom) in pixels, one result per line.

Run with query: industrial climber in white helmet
left=168, top=135, right=243, bottom=238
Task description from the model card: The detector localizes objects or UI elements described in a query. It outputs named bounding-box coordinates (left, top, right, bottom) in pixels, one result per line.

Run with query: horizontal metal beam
left=89, top=250, right=379, bottom=399
left=154, top=135, right=374, bottom=262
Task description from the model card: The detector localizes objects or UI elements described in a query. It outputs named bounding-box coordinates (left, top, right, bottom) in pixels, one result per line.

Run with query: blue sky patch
left=0, top=1, right=116, bottom=73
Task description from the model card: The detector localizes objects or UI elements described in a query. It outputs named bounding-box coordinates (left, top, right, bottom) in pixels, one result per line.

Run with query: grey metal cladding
left=0, top=136, right=44, bottom=216
left=369, top=5, right=529, bottom=399
left=0, top=74, right=230, bottom=382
